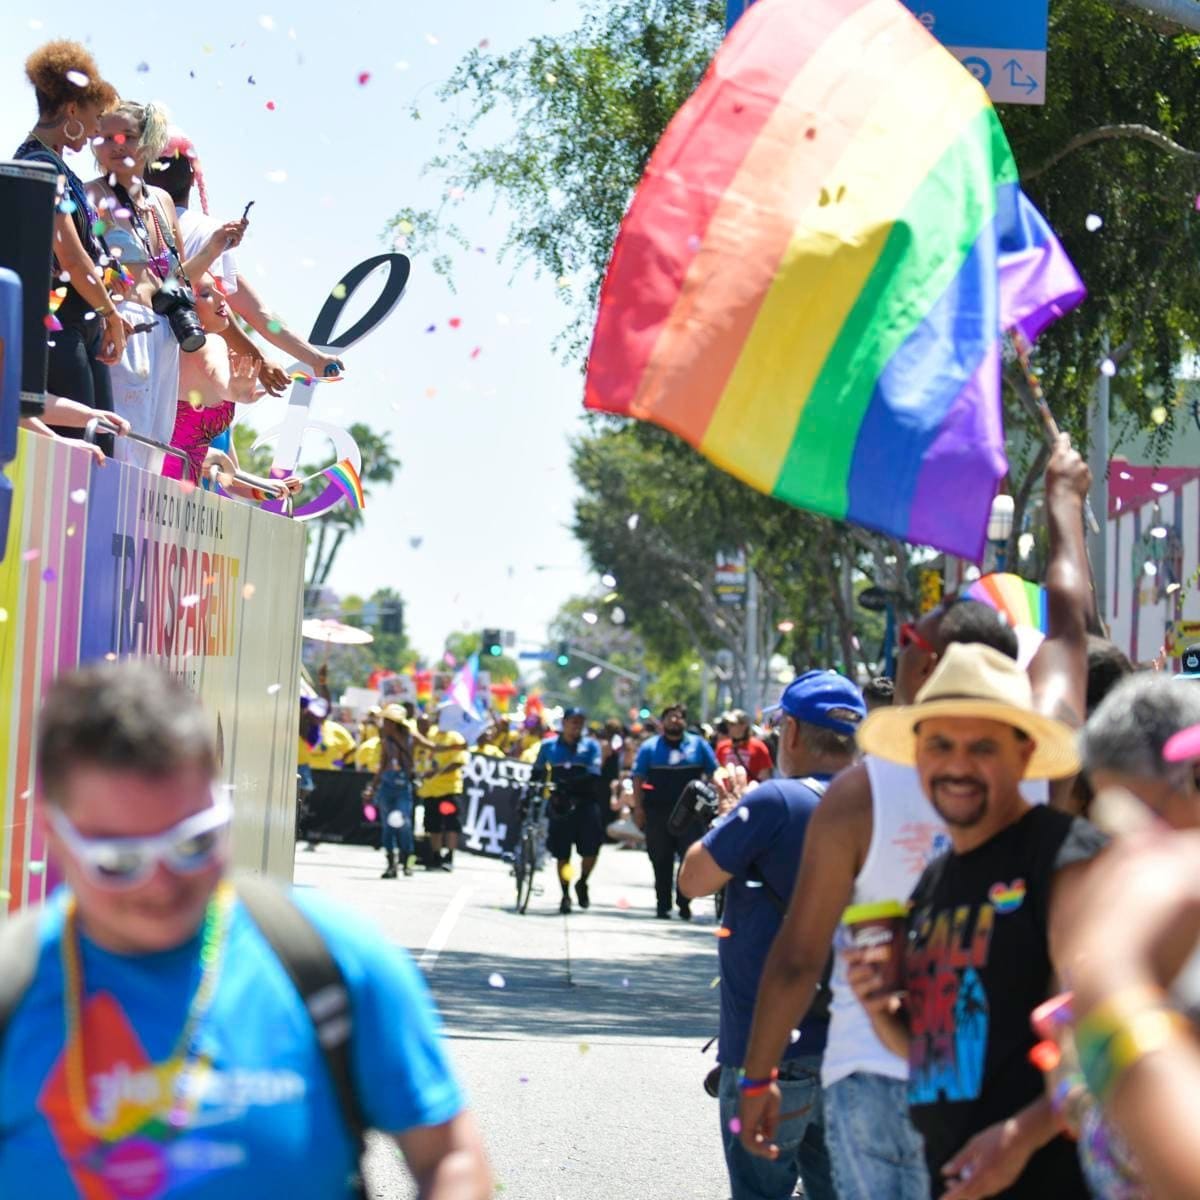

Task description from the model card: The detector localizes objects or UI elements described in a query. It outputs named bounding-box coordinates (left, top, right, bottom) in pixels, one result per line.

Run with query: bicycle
left=510, top=780, right=552, bottom=914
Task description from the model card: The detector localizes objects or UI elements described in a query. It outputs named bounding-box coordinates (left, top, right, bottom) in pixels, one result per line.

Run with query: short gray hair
left=795, top=717, right=857, bottom=759
left=1080, top=672, right=1200, bottom=780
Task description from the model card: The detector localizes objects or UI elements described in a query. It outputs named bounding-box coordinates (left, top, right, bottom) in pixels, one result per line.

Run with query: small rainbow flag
left=584, top=0, right=1085, bottom=561
left=963, top=573, right=1047, bottom=634
left=323, top=458, right=365, bottom=509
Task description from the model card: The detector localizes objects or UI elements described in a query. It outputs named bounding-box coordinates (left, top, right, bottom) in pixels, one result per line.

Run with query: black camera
left=668, top=778, right=721, bottom=836
left=151, top=277, right=206, bottom=352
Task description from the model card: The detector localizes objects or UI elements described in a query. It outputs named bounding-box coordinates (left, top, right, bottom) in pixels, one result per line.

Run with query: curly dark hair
left=25, top=40, right=118, bottom=118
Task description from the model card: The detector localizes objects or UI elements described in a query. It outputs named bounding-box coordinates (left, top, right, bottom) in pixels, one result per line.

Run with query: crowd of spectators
left=13, top=39, right=338, bottom=496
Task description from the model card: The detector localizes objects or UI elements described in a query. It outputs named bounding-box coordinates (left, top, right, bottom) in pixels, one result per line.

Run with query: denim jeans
left=719, top=1059, right=837, bottom=1200
left=377, top=771, right=415, bottom=856
left=824, top=1073, right=929, bottom=1200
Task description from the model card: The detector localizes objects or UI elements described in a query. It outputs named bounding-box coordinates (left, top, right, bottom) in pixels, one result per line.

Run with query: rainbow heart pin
left=988, top=879, right=1026, bottom=914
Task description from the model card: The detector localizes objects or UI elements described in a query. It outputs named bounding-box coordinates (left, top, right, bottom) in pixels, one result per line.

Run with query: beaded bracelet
left=737, top=1067, right=779, bottom=1095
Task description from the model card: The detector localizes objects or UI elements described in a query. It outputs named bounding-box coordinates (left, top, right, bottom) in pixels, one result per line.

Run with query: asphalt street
left=294, top=838, right=734, bottom=1200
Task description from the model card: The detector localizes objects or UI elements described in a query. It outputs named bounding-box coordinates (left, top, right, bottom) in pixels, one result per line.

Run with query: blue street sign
left=900, top=0, right=1048, bottom=106
left=725, top=0, right=1048, bottom=107
left=518, top=650, right=557, bottom=662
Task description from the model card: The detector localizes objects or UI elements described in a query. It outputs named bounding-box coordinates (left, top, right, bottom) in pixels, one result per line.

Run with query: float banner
left=0, top=431, right=306, bottom=913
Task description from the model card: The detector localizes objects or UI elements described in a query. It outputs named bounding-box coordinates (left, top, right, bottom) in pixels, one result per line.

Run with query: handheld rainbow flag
left=963, top=572, right=1048, bottom=667
left=323, top=458, right=365, bottom=510
left=584, top=0, right=1085, bottom=561
left=963, top=572, right=1048, bottom=634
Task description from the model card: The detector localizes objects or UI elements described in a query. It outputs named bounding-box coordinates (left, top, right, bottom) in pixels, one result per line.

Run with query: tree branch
left=1022, top=123, right=1200, bottom=184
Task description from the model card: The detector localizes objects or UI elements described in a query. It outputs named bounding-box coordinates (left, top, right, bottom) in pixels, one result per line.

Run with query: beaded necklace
left=25, top=133, right=99, bottom=232
left=60, top=879, right=235, bottom=1139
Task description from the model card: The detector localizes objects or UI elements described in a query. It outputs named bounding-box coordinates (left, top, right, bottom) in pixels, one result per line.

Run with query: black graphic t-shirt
left=904, top=805, right=1106, bottom=1198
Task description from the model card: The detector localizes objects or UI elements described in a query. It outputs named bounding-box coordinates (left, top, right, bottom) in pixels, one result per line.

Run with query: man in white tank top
left=736, top=436, right=1092, bottom=1199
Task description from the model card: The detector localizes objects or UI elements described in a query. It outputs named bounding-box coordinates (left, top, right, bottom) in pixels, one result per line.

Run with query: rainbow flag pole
left=585, top=0, right=1085, bottom=562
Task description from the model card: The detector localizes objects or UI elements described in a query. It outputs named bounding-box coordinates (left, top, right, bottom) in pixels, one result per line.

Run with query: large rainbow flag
left=584, top=0, right=1085, bottom=561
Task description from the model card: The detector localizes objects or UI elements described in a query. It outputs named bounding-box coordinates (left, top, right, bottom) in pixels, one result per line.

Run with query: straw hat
left=380, top=704, right=412, bottom=729
left=857, top=643, right=1079, bottom=780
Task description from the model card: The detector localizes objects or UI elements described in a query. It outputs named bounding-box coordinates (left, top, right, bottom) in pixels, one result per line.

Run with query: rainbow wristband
left=737, top=1067, right=779, bottom=1096
left=1075, top=1000, right=1185, bottom=1103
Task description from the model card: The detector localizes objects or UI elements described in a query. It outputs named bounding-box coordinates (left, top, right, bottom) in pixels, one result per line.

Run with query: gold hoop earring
left=63, top=118, right=85, bottom=141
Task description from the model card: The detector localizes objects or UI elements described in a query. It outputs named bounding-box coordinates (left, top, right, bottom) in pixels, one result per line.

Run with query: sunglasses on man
left=898, top=622, right=935, bottom=655
left=48, top=793, right=233, bottom=890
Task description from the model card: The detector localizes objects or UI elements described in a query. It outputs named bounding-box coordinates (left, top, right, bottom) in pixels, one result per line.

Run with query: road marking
left=419, top=886, right=475, bottom=971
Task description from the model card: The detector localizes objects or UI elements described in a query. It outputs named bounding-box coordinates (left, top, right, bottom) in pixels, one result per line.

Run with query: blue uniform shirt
left=633, top=733, right=719, bottom=810
left=0, top=887, right=464, bottom=1197
left=530, top=735, right=602, bottom=778
left=702, top=777, right=831, bottom=1065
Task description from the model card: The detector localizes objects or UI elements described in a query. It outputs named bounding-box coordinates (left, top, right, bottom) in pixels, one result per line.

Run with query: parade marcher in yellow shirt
left=415, top=706, right=468, bottom=870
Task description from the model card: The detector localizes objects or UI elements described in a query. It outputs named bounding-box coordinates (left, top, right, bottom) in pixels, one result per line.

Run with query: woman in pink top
left=166, top=273, right=291, bottom=499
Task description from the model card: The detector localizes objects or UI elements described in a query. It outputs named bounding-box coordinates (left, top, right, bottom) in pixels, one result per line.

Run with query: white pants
left=110, top=299, right=181, bottom=473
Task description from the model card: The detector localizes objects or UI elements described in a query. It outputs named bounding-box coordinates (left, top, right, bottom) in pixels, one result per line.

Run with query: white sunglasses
left=49, top=793, right=233, bottom=889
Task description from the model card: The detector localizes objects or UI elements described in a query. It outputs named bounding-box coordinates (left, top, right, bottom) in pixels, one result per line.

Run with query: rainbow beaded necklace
left=60, top=879, right=236, bottom=1138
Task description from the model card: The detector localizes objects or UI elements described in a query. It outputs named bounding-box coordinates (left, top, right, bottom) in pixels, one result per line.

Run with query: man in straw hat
left=847, top=642, right=1106, bottom=1200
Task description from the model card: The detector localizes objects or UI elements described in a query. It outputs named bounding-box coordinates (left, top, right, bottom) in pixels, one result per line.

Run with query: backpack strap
left=234, top=875, right=370, bottom=1198
left=0, top=909, right=45, bottom=1047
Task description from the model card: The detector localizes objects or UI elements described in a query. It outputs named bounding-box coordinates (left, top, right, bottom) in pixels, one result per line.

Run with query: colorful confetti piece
left=488, top=972, right=506, bottom=989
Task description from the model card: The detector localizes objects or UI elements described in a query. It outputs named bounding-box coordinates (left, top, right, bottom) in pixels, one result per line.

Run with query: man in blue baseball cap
left=679, top=670, right=865, bottom=1200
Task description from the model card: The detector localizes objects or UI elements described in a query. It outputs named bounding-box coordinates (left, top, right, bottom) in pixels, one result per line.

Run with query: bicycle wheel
left=517, top=829, right=537, bottom=913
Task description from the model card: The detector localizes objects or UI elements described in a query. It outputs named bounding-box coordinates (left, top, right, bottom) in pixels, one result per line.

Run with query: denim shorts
left=718, top=1058, right=837, bottom=1200
left=823, top=1072, right=929, bottom=1200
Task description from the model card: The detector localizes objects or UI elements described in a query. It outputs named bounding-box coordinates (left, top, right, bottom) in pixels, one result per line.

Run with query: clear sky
left=1, top=0, right=599, bottom=661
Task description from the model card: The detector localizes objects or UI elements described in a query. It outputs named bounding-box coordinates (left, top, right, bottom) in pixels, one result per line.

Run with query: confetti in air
left=1100, top=358, right=1117, bottom=378
left=626, top=514, right=639, bottom=531
left=488, top=973, right=506, bottom=989
left=242, top=583, right=257, bottom=599
left=267, top=683, right=282, bottom=695
left=1085, top=213, right=1103, bottom=232
left=70, top=489, right=87, bottom=504
left=728, top=1117, right=742, bottom=1134
left=180, top=594, right=200, bottom=608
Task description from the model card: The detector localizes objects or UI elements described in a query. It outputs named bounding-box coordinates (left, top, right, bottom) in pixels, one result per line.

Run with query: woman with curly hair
left=14, top=40, right=124, bottom=449
left=87, top=100, right=245, bottom=470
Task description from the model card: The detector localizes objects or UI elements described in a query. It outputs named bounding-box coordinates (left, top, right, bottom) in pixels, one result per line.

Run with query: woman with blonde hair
left=14, top=41, right=124, bottom=451
left=87, top=99, right=244, bottom=471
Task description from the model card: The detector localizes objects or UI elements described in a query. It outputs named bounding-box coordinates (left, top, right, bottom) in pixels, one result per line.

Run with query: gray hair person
left=1079, top=671, right=1200, bottom=829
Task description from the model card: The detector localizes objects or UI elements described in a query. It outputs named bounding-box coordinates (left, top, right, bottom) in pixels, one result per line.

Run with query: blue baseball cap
left=770, top=671, right=865, bottom=735
left=562, top=706, right=587, bottom=720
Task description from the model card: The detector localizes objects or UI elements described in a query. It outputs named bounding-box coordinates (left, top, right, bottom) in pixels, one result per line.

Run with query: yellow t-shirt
left=353, top=736, right=382, bottom=774
left=416, top=728, right=468, bottom=798
left=475, top=742, right=505, bottom=758
left=297, top=720, right=357, bottom=770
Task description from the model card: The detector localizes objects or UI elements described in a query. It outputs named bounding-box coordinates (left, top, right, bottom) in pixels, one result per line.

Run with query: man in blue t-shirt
left=530, top=707, right=604, bottom=914
left=631, top=704, right=719, bottom=919
left=0, top=662, right=492, bottom=1199
left=679, top=670, right=865, bottom=1200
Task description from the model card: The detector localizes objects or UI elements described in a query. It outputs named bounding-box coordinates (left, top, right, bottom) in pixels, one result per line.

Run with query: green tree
left=393, top=0, right=1200, bottom=654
